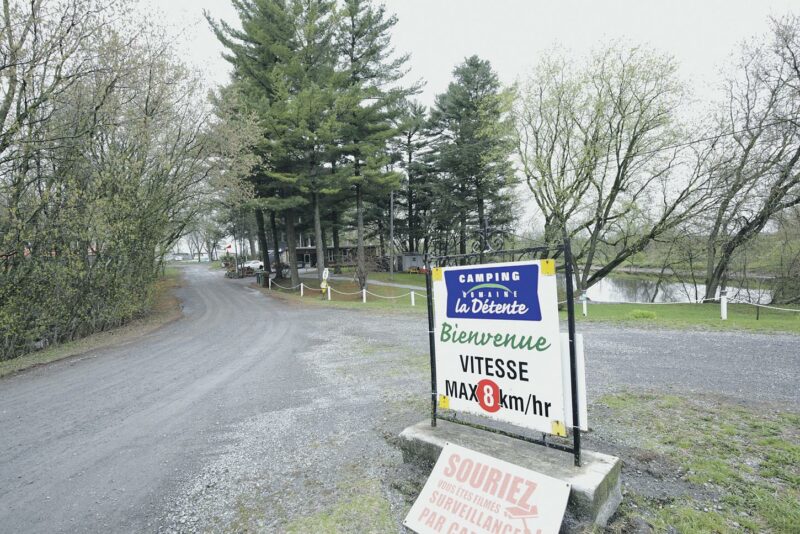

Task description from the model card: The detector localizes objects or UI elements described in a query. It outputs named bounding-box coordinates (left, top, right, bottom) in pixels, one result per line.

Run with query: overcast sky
left=143, top=0, right=799, bottom=107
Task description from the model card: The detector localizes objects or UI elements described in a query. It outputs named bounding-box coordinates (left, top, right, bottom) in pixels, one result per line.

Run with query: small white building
left=401, top=253, right=425, bottom=272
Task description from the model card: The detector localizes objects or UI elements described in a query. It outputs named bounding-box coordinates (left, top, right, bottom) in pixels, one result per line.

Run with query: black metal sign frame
left=424, top=239, right=582, bottom=466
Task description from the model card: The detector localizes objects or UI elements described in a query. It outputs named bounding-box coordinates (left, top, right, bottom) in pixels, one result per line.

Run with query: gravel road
left=1, top=264, right=797, bottom=533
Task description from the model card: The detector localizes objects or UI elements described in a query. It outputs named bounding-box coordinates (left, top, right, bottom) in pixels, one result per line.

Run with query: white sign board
left=432, top=260, right=566, bottom=435
left=404, top=443, right=571, bottom=534
left=322, top=268, right=330, bottom=281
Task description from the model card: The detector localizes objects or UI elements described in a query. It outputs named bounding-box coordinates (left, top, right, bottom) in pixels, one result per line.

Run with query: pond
left=577, top=275, right=772, bottom=304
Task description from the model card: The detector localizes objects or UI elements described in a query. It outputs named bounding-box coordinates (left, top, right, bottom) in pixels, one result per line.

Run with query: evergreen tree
left=270, top=0, right=339, bottom=283
left=390, top=99, right=431, bottom=254
left=208, top=0, right=302, bottom=282
left=430, top=56, right=516, bottom=261
left=209, top=0, right=340, bottom=286
left=335, top=0, right=414, bottom=287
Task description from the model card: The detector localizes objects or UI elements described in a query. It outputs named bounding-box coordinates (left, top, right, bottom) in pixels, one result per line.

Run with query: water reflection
left=559, top=275, right=772, bottom=304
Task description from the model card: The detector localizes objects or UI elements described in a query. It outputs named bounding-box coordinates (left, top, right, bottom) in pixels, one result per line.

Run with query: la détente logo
left=445, top=264, right=542, bottom=321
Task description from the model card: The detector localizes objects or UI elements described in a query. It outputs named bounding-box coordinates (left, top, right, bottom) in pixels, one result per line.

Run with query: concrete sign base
left=399, top=420, right=622, bottom=528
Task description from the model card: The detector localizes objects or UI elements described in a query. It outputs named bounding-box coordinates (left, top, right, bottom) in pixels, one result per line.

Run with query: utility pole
left=390, top=190, right=394, bottom=280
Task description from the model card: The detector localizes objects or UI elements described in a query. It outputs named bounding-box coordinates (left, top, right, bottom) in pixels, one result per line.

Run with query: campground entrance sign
left=424, top=241, right=585, bottom=467
left=410, top=241, right=595, bottom=533
left=431, top=260, right=566, bottom=436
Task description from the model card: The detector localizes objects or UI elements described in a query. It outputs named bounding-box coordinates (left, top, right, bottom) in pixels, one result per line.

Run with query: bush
left=627, top=309, right=657, bottom=320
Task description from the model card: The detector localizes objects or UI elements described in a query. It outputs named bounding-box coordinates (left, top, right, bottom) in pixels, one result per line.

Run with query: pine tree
left=335, top=0, right=414, bottom=288
left=209, top=0, right=340, bottom=286
left=269, top=0, right=339, bottom=284
left=430, top=56, right=516, bottom=261
left=390, top=99, right=431, bottom=254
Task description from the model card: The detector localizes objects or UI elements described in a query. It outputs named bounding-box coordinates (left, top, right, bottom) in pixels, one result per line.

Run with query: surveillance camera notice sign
left=404, top=443, right=571, bottom=534
left=431, top=260, right=565, bottom=435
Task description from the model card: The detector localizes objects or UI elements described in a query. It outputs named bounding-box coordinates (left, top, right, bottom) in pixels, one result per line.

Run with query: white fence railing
left=267, top=277, right=425, bottom=307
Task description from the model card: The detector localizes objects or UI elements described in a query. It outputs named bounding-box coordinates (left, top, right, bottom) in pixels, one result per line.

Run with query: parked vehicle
left=243, top=260, right=263, bottom=271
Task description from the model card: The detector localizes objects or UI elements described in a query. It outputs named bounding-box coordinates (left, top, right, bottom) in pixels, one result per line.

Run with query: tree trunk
left=407, top=147, right=415, bottom=253
left=459, top=183, right=467, bottom=262
left=285, top=210, right=300, bottom=287
left=321, top=225, right=328, bottom=268
left=459, top=210, right=467, bottom=259
left=356, top=183, right=366, bottom=288
left=247, top=231, right=256, bottom=260
left=313, top=192, right=325, bottom=283
left=378, top=217, right=386, bottom=265
left=332, top=210, right=341, bottom=274
left=477, top=191, right=485, bottom=263
left=270, top=210, right=282, bottom=278
left=254, top=208, right=271, bottom=286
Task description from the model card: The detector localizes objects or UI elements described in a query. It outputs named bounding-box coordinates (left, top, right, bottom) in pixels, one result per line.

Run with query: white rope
left=330, top=287, right=363, bottom=296
left=730, top=300, right=800, bottom=312
left=271, top=281, right=301, bottom=290
left=365, top=290, right=413, bottom=299
left=587, top=298, right=716, bottom=305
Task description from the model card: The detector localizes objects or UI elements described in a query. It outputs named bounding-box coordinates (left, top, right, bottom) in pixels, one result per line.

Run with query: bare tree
left=701, top=14, right=800, bottom=300
left=515, top=44, right=713, bottom=291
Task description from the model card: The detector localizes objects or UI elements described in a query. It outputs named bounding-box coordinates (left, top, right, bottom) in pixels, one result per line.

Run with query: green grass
left=0, top=268, right=184, bottom=378
left=265, top=276, right=800, bottom=333
left=284, top=491, right=394, bottom=533
left=627, top=309, right=657, bottom=320
left=334, top=268, right=427, bottom=288
left=566, top=302, right=800, bottom=334
left=600, top=392, right=800, bottom=533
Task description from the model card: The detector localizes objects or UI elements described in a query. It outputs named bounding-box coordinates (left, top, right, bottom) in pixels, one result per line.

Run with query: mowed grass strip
left=566, top=302, right=800, bottom=334
left=600, top=392, right=800, bottom=533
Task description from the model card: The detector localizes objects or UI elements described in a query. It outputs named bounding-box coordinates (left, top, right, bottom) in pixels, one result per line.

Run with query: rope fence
left=266, top=276, right=426, bottom=306
left=575, top=290, right=799, bottom=321
left=730, top=300, right=800, bottom=313
left=263, top=274, right=798, bottom=319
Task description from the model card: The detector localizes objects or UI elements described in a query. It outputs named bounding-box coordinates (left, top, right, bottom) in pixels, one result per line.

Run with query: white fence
left=268, top=278, right=425, bottom=307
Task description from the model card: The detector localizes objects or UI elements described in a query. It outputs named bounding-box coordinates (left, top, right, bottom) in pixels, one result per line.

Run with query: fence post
left=300, top=283, right=304, bottom=297
left=581, top=291, right=588, bottom=317
left=362, top=288, right=366, bottom=304
left=411, top=290, right=416, bottom=307
left=327, top=286, right=331, bottom=301
left=268, top=277, right=272, bottom=290
left=720, top=290, right=727, bottom=320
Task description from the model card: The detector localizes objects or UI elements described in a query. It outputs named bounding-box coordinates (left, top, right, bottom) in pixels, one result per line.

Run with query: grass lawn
left=0, top=267, right=184, bottom=378
left=263, top=272, right=800, bottom=333
left=599, top=392, right=800, bottom=533
left=333, top=268, right=427, bottom=288
left=565, top=302, right=800, bottom=334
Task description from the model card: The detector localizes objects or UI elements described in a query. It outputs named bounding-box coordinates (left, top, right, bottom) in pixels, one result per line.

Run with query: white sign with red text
left=404, top=444, right=570, bottom=534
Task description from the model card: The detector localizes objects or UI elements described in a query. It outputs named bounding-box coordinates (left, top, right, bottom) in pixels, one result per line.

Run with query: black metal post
left=563, top=239, right=582, bottom=467
left=425, top=256, right=438, bottom=427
